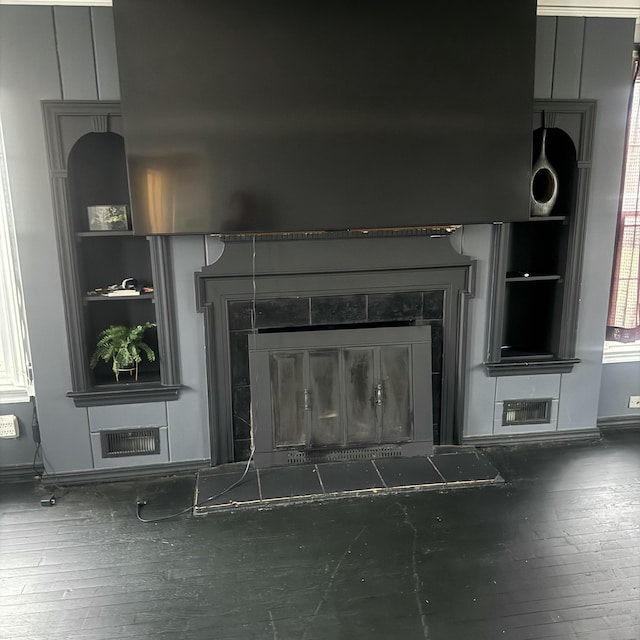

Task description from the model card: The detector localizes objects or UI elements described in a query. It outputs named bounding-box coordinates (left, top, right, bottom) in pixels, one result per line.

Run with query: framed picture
left=87, top=205, right=129, bottom=231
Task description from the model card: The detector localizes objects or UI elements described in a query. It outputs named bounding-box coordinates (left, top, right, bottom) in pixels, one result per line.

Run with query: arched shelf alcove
left=486, top=100, right=596, bottom=376
left=67, top=131, right=130, bottom=232
left=42, top=101, right=180, bottom=406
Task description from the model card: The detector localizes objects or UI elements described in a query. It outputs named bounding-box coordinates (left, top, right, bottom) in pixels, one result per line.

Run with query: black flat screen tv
left=112, top=0, right=536, bottom=235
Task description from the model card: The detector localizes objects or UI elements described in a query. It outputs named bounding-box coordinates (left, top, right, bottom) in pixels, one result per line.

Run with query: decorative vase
left=530, top=129, right=559, bottom=217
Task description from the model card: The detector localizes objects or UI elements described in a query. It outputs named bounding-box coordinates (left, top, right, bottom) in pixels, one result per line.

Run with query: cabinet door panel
left=309, top=350, right=342, bottom=446
left=380, top=345, right=412, bottom=441
left=270, top=352, right=304, bottom=447
left=344, top=348, right=377, bottom=443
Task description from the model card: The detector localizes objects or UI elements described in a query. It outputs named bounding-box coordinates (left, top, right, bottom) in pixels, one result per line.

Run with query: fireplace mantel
left=195, top=235, right=474, bottom=466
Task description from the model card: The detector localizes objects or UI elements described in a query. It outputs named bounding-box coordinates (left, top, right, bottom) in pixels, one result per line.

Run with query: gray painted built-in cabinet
left=0, top=9, right=636, bottom=476
left=41, top=101, right=181, bottom=406
left=464, top=17, right=635, bottom=440
left=485, top=100, right=595, bottom=376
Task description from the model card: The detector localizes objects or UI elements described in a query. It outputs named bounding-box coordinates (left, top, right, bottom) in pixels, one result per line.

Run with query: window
left=605, top=54, right=640, bottom=363
left=0, top=118, right=31, bottom=402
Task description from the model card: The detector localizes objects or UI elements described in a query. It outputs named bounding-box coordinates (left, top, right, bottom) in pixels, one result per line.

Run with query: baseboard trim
left=464, top=428, right=600, bottom=447
left=597, top=416, right=640, bottom=431
left=0, top=464, right=39, bottom=481
left=42, top=459, right=210, bottom=486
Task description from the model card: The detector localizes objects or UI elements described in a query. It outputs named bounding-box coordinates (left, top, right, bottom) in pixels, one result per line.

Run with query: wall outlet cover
left=629, top=396, right=640, bottom=409
left=0, top=415, right=20, bottom=438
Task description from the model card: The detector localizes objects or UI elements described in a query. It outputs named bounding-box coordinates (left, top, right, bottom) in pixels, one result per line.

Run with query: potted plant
left=90, top=322, right=156, bottom=381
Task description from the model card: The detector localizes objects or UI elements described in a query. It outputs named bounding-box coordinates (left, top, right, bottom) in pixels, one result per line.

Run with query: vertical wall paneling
left=0, top=6, right=94, bottom=472
left=52, top=7, right=98, bottom=100
left=91, top=7, right=120, bottom=100
left=534, top=17, right=557, bottom=100
left=166, top=236, right=211, bottom=462
left=552, top=18, right=585, bottom=99
left=459, top=225, right=498, bottom=437
left=558, top=18, right=634, bottom=430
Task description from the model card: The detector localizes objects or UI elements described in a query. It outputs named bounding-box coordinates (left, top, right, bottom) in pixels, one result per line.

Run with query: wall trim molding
left=537, top=2, right=640, bottom=18
left=464, top=428, right=600, bottom=446
left=597, top=415, right=640, bottom=430
left=0, top=464, right=38, bottom=481
left=2, top=1, right=637, bottom=18
left=41, top=459, right=209, bottom=485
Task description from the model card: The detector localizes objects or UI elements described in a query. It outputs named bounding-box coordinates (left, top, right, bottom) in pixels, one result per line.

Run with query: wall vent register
left=502, top=399, right=552, bottom=426
left=100, top=427, right=160, bottom=458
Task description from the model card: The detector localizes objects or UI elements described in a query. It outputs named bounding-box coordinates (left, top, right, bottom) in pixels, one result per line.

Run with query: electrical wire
left=31, top=441, right=42, bottom=478
left=30, top=400, right=70, bottom=500
left=135, top=449, right=255, bottom=523
left=137, top=236, right=260, bottom=524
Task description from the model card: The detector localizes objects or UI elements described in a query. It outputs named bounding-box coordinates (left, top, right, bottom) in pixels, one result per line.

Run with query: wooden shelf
left=76, top=230, right=133, bottom=237
left=84, top=293, right=154, bottom=302
left=505, top=275, right=562, bottom=283
left=500, top=350, right=555, bottom=361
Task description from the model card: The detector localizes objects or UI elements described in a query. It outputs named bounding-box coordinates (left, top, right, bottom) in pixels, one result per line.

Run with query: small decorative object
left=86, top=277, right=144, bottom=298
left=530, top=117, right=559, bottom=217
left=90, top=322, right=156, bottom=381
left=87, top=205, right=129, bottom=231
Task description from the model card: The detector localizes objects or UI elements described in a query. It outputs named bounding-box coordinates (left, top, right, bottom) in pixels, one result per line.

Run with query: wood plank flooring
left=1, top=431, right=638, bottom=639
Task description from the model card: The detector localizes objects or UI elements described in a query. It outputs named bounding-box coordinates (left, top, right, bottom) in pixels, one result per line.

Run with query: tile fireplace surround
left=195, top=234, right=474, bottom=467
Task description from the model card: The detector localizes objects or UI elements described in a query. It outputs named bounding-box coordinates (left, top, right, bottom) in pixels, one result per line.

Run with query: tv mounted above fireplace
left=112, top=0, right=536, bottom=235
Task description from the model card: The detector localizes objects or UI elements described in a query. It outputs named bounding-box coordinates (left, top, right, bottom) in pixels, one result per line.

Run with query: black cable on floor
left=136, top=448, right=255, bottom=523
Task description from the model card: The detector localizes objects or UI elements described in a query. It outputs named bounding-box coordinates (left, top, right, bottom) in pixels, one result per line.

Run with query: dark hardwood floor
left=1, top=431, right=639, bottom=639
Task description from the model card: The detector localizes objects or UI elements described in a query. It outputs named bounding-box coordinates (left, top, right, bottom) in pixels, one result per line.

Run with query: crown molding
left=537, top=1, right=640, bottom=18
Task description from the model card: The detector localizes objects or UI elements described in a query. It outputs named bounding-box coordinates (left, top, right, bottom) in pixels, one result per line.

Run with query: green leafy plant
left=90, top=323, right=156, bottom=381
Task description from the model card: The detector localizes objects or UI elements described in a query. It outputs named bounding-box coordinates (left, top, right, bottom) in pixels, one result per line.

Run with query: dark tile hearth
left=194, top=450, right=502, bottom=513
left=374, top=456, right=444, bottom=487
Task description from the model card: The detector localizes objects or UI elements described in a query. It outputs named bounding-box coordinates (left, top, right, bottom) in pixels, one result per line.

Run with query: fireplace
left=196, top=233, right=474, bottom=467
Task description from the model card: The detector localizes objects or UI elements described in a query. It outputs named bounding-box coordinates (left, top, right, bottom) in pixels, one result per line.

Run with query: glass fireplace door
left=249, top=325, right=432, bottom=466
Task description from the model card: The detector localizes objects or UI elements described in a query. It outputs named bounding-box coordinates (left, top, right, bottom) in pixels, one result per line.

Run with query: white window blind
left=0, top=118, right=32, bottom=403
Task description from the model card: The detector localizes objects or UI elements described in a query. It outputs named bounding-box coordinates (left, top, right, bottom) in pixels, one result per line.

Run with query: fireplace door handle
left=375, top=383, right=383, bottom=406
left=304, top=388, right=311, bottom=411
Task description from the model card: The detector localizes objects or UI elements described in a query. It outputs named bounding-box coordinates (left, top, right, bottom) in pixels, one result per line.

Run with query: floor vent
left=100, top=428, right=160, bottom=458
left=287, top=445, right=401, bottom=465
left=502, top=399, right=552, bottom=426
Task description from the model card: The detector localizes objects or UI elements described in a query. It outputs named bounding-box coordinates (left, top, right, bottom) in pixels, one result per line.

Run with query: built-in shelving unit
left=42, top=101, right=180, bottom=406
left=485, top=100, right=596, bottom=376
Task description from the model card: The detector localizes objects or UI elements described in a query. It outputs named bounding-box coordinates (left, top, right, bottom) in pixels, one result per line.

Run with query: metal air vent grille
left=287, top=445, right=401, bottom=465
left=100, top=428, right=160, bottom=458
left=502, top=399, right=552, bottom=426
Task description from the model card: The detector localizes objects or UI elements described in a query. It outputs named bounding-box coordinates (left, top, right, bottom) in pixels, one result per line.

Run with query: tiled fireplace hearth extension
left=196, top=235, right=474, bottom=467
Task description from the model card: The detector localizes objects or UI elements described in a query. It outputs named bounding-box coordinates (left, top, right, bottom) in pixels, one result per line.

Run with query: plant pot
left=115, top=361, right=138, bottom=382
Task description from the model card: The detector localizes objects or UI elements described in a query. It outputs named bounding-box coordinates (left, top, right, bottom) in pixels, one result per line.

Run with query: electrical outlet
left=0, top=415, right=19, bottom=438
left=629, top=396, right=640, bottom=409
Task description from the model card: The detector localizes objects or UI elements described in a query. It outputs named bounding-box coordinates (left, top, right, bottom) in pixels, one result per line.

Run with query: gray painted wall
left=0, top=6, right=209, bottom=474
left=598, top=362, right=640, bottom=419
left=464, top=17, right=634, bottom=438
left=0, top=401, right=36, bottom=470
left=0, top=10, right=635, bottom=473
